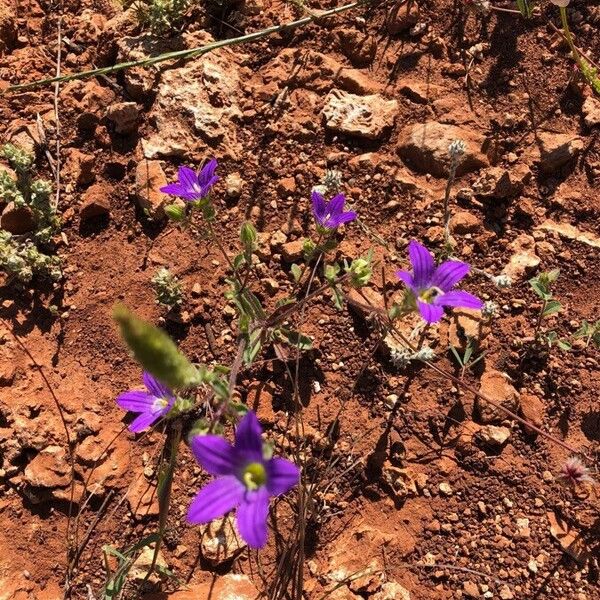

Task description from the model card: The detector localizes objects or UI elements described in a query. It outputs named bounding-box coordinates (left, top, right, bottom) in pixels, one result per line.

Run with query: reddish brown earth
left=0, top=0, right=599, bottom=599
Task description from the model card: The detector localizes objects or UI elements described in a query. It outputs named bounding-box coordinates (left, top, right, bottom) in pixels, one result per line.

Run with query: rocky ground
left=0, top=0, right=599, bottom=599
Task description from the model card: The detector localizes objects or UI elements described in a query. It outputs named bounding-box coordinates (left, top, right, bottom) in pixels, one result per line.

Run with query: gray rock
left=537, top=131, right=583, bottom=174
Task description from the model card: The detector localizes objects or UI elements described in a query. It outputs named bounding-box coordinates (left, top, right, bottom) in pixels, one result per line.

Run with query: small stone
left=24, top=446, right=70, bottom=488
left=79, top=183, right=111, bottom=221
left=478, top=425, right=511, bottom=448
left=200, top=516, right=247, bottom=565
left=337, top=28, right=377, bottom=67
left=537, top=131, right=584, bottom=174
left=106, top=101, right=140, bottom=134
left=64, top=149, right=95, bottom=186
left=126, top=475, right=160, bottom=518
left=582, top=95, right=600, bottom=128
left=451, top=210, right=480, bottom=234
left=398, top=121, right=489, bottom=177
left=225, top=172, right=243, bottom=198
left=499, top=584, right=514, bottom=599
left=536, top=219, right=600, bottom=249
left=502, top=234, right=540, bottom=282
left=472, top=165, right=531, bottom=199
left=439, top=482, right=452, bottom=496
left=135, top=159, right=168, bottom=219
left=520, top=393, right=545, bottom=433
left=0, top=202, right=35, bottom=234
left=528, top=558, right=538, bottom=573
left=371, top=582, right=411, bottom=600
left=386, top=0, right=419, bottom=34
left=277, top=176, right=296, bottom=196
left=281, top=240, right=304, bottom=262
left=463, top=580, right=479, bottom=598
left=129, top=545, right=167, bottom=582
left=477, top=369, right=519, bottom=423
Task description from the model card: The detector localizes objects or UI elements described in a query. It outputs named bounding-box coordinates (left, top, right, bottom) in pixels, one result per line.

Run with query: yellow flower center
left=242, top=462, right=267, bottom=490
left=419, top=286, right=443, bottom=303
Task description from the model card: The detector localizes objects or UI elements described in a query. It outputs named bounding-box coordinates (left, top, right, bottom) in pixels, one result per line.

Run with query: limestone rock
left=537, top=132, right=584, bottom=174
left=386, top=0, right=419, bottom=34
left=24, top=446, right=70, bottom=488
left=477, top=369, right=519, bottom=424
left=322, top=90, right=398, bottom=140
left=1, top=202, right=35, bottom=234
left=502, top=234, right=540, bottom=281
left=448, top=308, right=489, bottom=351
left=451, top=209, right=480, bottom=234
left=472, top=164, right=531, bottom=199
left=129, top=545, right=168, bottom=583
left=141, top=33, right=244, bottom=159
left=478, top=425, right=511, bottom=448
left=337, top=28, right=377, bottom=67
left=536, top=219, right=600, bottom=249
left=382, top=462, right=427, bottom=500
left=201, top=516, right=247, bottom=565
left=225, top=172, right=244, bottom=198
left=281, top=240, right=304, bottom=262
left=398, top=122, right=488, bottom=177
left=371, top=581, right=411, bottom=600
left=582, top=95, right=600, bottom=128
left=135, top=159, right=168, bottom=219
left=106, top=102, right=140, bottom=134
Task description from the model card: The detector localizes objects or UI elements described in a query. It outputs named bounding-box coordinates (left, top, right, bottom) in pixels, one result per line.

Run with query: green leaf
left=557, top=340, right=572, bottom=351
left=279, top=328, right=313, bottom=350
left=516, top=0, right=533, bottom=18
left=529, top=278, right=550, bottom=300
left=233, top=253, right=245, bottom=270
left=290, top=263, right=302, bottom=282
left=113, top=304, right=200, bottom=389
left=542, top=300, right=562, bottom=317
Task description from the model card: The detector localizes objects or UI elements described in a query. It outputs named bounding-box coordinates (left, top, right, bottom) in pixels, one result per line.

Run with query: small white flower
left=482, top=301, right=498, bottom=318
left=414, top=346, right=436, bottom=361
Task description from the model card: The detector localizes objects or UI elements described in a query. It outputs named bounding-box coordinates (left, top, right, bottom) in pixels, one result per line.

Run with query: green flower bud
left=164, top=203, right=186, bottom=222
left=113, top=304, right=200, bottom=389
left=240, top=221, right=257, bottom=249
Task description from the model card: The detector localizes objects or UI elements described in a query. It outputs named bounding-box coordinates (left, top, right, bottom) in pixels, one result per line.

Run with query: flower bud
left=164, top=203, right=186, bottom=222
left=240, top=221, right=257, bottom=249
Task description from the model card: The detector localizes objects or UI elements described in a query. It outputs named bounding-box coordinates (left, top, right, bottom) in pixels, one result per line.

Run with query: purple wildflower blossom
left=311, top=191, right=357, bottom=229
left=160, top=159, right=219, bottom=202
left=557, top=457, right=593, bottom=486
left=187, top=411, right=300, bottom=548
left=396, top=240, right=483, bottom=324
left=116, top=372, right=175, bottom=432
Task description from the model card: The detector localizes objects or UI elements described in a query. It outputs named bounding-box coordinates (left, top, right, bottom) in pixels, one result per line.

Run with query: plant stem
left=144, top=420, right=182, bottom=583
left=559, top=6, right=587, bottom=75
left=443, top=161, right=458, bottom=250
left=533, top=300, right=547, bottom=340
left=3, top=1, right=363, bottom=94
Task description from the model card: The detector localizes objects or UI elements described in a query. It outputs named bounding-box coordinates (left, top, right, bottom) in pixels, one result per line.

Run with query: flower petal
left=143, top=372, right=172, bottom=400
left=434, top=290, right=483, bottom=309
left=116, top=391, right=155, bottom=413
left=198, top=158, right=218, bottom=187
left=333, top=210, right=357, bottom=225
left=191, top=435, right=237, bottom=476
left=408, top=240, right=435, bottom=289
left=328, top=193, right=346, bottom=216
left=129, top=410, right=161, bottom=433
left=266, top=457, right=300, bottom=496
left=396, top=269, right=415, bottom=290
left=160, top=182, right=186, bottom=197
left=187, top=476, right=244, bottom=524
left=177, top=166, right=198, bottom=192
left=311, top=191, right=327, bottom=223
left=430, top=261, right=470, bottom=292
left=236, top=487, right=270, bottom=548
left=234, top=411, right=264, bottom=458
left=417, top=300, right=445, bottom=323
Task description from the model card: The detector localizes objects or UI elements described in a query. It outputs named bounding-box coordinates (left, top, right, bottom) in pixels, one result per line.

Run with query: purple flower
left=187, top=411, right=300, bottom=549
left=311, top=191, right=357, bottom=229
left=396, top=240, right=483, bottom=323
left=116, top=372, right=175, bottom=432
left=160, top=159, right=219, bottom=202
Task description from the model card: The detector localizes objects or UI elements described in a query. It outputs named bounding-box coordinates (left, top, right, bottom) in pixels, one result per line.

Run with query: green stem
left=144, top=421, right=182, bottom=583
left=3, top=1, right=363, bottom=94
left=559, top=6, right=586, bottom=74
